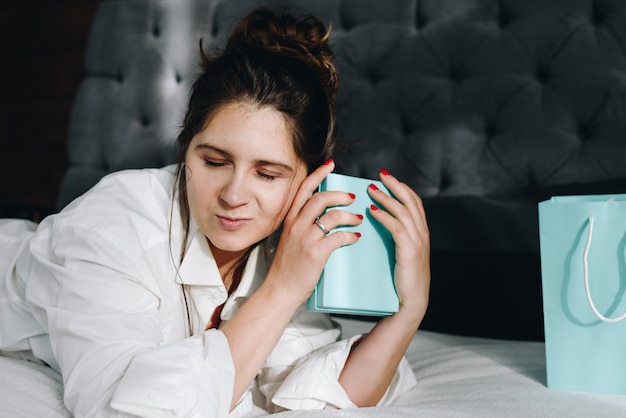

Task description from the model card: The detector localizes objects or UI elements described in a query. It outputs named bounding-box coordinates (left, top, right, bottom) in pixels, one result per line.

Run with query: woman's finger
left=314, top=229, right=362, bottom=250
left=368, top=202, right=418, bottom=255
left=368, top=187, right=420, bottom=246
left=372, top=170, right=428, bottom=239
left=285, top=159, right=335, bottom=223
left=313, top=209, right=363, bottom=238
left=298, top=190, right=358, bottom=228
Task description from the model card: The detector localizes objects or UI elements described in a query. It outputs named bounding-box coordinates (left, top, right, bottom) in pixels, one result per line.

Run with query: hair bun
left=226, top=8, right=338, bottom=100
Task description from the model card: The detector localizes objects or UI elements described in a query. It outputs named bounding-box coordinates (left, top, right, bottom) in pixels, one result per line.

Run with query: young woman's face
left=185, top=103, right=307, bottom=259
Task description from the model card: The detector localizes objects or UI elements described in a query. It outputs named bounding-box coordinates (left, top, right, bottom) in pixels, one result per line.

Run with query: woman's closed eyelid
left=201, top=153, right=287, bottom=181
left=258, top=164, right=295, bottom=181
left=256, top=170, right=277, bottom=181
left=202, top=157, right=227, bottom=167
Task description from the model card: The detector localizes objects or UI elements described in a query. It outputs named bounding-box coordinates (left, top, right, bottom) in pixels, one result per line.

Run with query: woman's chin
left=207, top=235, right=256, bottom=255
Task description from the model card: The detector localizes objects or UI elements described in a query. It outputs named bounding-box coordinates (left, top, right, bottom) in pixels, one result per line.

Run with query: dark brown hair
left=172, top=8, right=338, bottom=319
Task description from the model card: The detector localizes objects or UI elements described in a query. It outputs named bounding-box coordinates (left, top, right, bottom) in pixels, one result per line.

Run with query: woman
left=0, top=8, right=430, bottom=417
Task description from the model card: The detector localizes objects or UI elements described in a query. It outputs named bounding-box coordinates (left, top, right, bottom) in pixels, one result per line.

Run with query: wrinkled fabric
left=0, top=166, right=416, bottom=417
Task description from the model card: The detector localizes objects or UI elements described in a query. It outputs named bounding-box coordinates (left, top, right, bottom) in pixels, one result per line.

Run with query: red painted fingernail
left=354, top=232, right=362, bottom=238
left=369, top=183, right=379, bottom=191
left=348, top=193, right=356, bottom=200
left=356, top=214, right=363, bottom=220
left=380, top=168, right=391, bottom=176
left=323, top=158, right=334, bottom=166
left=370, top=204, right=379, bottom=211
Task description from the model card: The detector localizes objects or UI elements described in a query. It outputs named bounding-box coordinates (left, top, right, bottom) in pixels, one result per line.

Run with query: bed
left=4, top=0, right=626, bottom=416
left=3, top=316, right=626, bottom=417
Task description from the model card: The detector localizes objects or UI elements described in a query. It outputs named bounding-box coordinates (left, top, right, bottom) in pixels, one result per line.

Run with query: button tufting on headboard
left=56, top=0, right=626, bottom=340
left=57, top=0, right=626, bottom=209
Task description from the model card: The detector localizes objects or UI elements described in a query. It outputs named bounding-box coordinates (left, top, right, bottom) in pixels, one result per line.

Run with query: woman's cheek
left=262, top=186, right=297, bottom=225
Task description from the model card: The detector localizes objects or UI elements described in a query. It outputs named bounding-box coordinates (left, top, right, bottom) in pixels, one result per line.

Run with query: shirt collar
left=175, top=219, right=269, bottom=297
left=175, top=222, right=222, bottom=287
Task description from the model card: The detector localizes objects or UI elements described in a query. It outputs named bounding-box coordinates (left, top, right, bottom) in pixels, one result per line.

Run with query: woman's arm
left=220, top=277, right=305, bottom=409
left=339, top=168, right=431, bottom=406
left=221, top=160, right=363, bottom=409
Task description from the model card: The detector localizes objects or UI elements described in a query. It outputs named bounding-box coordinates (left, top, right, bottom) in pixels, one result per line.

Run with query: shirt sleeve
left=24, top=222, right=235, bottom=418
left=110, top=330, right=234, bottom=418
left=256, top=308, right=417, bottom=412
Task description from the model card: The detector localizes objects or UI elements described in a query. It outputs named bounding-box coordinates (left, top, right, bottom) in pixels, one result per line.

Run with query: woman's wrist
left=258, top=271, right=310, bottom=312
left=392, top=298, right=427, bottom=331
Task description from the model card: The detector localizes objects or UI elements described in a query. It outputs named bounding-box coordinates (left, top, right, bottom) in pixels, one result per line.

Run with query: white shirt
left=0, top=166, right=416, bottom=417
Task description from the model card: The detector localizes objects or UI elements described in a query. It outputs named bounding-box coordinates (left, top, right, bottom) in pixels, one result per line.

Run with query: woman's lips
left=216, top=215, right=251, bottom=231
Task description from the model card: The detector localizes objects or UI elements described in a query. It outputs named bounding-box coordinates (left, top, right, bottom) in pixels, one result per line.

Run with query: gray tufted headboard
left=59, top=0, right=626, bottom=340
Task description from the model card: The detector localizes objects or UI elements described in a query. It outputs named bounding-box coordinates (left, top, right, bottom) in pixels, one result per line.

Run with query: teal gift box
left=307, top=173, right=399, bottom=316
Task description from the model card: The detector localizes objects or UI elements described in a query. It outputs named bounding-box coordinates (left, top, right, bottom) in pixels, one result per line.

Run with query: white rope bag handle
left=583, top=215, right=626, bottom=323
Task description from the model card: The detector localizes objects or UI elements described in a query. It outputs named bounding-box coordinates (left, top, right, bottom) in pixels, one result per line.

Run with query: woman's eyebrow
left=195, top=143, right=294, bottom=172
left=256, top=160, right=294, bottom=173
left=194, top=143, right=230, bottom=157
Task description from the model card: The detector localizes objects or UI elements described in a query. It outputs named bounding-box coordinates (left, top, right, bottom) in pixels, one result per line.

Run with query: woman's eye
left=203, top=158, right=225, bottom=167
left=256, top=171, right=276, bottom=181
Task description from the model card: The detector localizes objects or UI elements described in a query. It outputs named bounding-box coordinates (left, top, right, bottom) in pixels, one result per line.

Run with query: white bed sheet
left=2, top=316, right=625, bottom=417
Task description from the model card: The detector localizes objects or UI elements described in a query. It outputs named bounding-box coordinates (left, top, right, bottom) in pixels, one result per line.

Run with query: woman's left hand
left=367, top=169, right=430, bottom=325
left=338, top=168, right=430, bottom=406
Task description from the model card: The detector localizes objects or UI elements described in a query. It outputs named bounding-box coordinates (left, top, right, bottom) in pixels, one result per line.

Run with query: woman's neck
left=208, top=239, right=248, bottom=291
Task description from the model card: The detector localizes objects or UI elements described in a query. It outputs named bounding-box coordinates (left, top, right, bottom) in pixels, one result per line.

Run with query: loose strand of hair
left=169, top=164, right=194, bottom=337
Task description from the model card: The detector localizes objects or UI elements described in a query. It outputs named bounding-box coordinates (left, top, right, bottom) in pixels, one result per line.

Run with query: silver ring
left=314, top=218, right=330, bottom=235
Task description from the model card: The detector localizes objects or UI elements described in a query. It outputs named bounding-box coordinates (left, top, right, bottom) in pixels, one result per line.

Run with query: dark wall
left=0, top=0, right=100, bottom=221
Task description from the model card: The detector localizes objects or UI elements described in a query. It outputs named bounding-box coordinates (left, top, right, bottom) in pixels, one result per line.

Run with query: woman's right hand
left=267, top=160, right=362, bottom=304
left=222, top=160, right=360, bottom=409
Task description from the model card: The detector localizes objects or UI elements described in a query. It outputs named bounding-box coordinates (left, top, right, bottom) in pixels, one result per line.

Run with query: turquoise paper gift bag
left=307, top=173, right=399, bottom=316
left=538, top=194, right=626, bottom=395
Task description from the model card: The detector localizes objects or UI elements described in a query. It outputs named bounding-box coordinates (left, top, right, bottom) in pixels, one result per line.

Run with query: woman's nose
left=219, top=171, right=251, bottom=207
